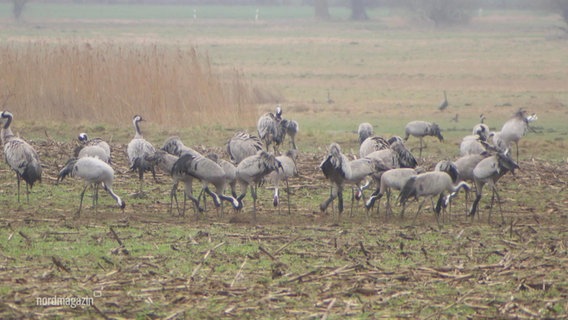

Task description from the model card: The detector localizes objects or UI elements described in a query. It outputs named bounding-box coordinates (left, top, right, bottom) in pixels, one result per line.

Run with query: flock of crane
left=0, top=106, right=536, bottom=223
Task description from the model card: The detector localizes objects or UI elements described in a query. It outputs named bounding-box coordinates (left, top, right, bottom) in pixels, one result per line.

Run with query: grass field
left=0, top=4, right=567, bottom=319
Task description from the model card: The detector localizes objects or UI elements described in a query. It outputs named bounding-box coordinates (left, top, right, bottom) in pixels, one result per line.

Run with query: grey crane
left=447, top=153, right=490, bottom=214
left=399, top=171, right=471, bottom=222
left=357, top=122, right=374, bottom=145
left=145, top=150, right=191, bottom=215
left=58, top=157, right=125, bottom=214
left=127, top=115, right=157, bottom=196
left=433, top=159, right=461, bottom=217
left=172, top=154, right=240, bottom=217
left=327, top=89, right=335, bottom=104
left=73, top=145, right=110, bottom=210
left=76, top=132, right=112, bottom=163
left=438, top=90, right=448, bottom=111
left=146, top=150, right=208, bottom=216
left=161, top=136, right=202, bottom=158
left=363, top=139, right=417, bottom=207
left=459, top=134, right=488, bottom=156
left=357, top=122, right=391, bottom=158
left=0, top=111, right=42, bottom=203
left=226, top=131, right=263, bottom=164
left=145, top=150, right=178, bottom=176
left=403, top=121, right=444, bottom=158
left=257, top=105, right=286, bottom=154
left=499, top=109, right=537, bottom=160
left=365, top=168, right=418, bottom=215
left=319, top=143, right=390, bottom=215
left=285, top=119, right=299, bottom=150
left=206, top=152, right=237, bottom=198
left=472, top=114, right=489, bottom=142
left=365, top=140, right=417, bottom=170
left=434, top=160, right=460, bottom=184
left=468, top=151, right=519, bottom=223
left=489, top=131, right=508, bottom=153
left=359, top=136, right=390, bottom=159
left=77, top=145, right=111, bottom=163
left=236, top=150, right=282, bottom=221
left=267, top=149, right=298, bottom=215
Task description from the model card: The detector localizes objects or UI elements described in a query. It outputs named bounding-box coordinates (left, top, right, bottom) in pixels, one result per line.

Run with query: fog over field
left=0, top=2, right=567, bottom=319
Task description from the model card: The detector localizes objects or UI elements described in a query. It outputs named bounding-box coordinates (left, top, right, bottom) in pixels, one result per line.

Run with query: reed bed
left=0, top=41, right=272, bottom=127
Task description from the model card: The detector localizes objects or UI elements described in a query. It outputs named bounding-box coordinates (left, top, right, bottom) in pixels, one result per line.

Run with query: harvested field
left=0, top=5, right=567, bottom=319
left=0, top=139, right=566, bottom=319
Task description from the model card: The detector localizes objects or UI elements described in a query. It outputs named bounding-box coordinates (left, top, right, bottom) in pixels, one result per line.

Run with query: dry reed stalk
left=0, top=41, right=266, bottom=128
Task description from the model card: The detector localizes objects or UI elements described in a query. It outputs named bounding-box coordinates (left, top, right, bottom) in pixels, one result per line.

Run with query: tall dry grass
left=0, top=41, right=276, bottom=127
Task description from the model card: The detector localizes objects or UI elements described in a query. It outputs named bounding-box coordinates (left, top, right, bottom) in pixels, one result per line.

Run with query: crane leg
left=251, top=185, right=258, bottom=222
left=489, top=185, right=504, bottom=224
left=337, top=185, right=344, bottom=215
left=412, top=199, right=426, bottom=224
left=78, top=184, right=89, bottom=215
left=26, top=183, right=30, bottom=204
left=16, top=174, right=21, bottom=203
left=320, top=185, right=338, bottom=213
left=285, top=177, right=291, bottom=216
left=170, top=183, right=180, bottom=216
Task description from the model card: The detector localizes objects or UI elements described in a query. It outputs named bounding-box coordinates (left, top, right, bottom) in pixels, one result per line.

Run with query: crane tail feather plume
left=57, top=158, right=77, bottom=183
left=398, top=176, right=417, bottom=205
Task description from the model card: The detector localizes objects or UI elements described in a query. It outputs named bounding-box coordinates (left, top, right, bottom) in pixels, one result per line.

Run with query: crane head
left=78, top=133, right=88, bottom=142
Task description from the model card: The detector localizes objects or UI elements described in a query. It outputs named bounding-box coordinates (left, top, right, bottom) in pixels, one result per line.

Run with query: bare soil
left=0, top=139, right=566, bottom=319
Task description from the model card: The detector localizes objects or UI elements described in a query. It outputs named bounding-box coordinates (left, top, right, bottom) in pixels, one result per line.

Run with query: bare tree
left=551, top=0, right=568, bottom=32
left=406, top=0, right=474, bottom=26
left=314, top=0, right=331, bottom=20
left=350, top=0, right=369, bottom=21
left=12, top=0, right=28, bottom=21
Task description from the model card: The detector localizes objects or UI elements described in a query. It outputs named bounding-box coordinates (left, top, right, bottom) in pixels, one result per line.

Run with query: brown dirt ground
left=0, top=140, right=567, bottom=319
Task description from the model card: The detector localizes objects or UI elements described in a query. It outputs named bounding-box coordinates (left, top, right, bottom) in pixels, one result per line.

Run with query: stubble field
left=0, top=6, right=567, bottom=319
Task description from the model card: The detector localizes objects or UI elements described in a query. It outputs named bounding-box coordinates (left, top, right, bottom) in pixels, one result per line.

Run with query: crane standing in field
left=226, top=131, right=263, bottom=164
left=398, top=171, right=471, bottom=223
left=472, top=114, right=490, bottom=142
left=364, top=168, right=418, bottom=216
left=319, top=143, right=390, bottom=215
left=58, top=156, right=125, bottom=215
left=206, top=152, right=238, bottom=198
left=357, top=122, right=374, bottom=145
left=267, top=149, right=298, bottom=215
left=0, top=111, right=42, bottom=203
left=435, top=153, right=490, bottom=215
left=76, top=132, right=112, bottom=163
left=499, top=109, right=537, bottom=160
left=127, top=115, right=157, bottom=196
left=468, top=151, right=519, bottom=223
left=77, top=145, right=111, bottom=164
left=285, top=119, right=300, bottom=150
left=145, top=150, right=191, bottom=215
left=172, top=154, right=240, bottom=217
left=403, top=121, right=444, bottom=158
left=438, top=90, right=448, bottom=111
left=161, top=136, right=202, bottom=158
left=257, top=105, right=285, bottom=154
left=236, top=151, right=282, bottom=221
left=357, top=122, right=391, bottom=158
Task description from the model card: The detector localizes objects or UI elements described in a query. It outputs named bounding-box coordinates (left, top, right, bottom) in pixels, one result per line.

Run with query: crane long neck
left=1, top=114, right=14, bottom=143
left=103, top=183, right=124, bottom=208
left=134, top=119, right=143, bottom=139
left=2, top=114, right=12, bottom=129
left=453, top=181, right=470, bottom=193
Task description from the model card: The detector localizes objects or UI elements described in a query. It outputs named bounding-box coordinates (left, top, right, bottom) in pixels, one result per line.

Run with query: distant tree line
left=11, top=0, right=568, bottom=31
